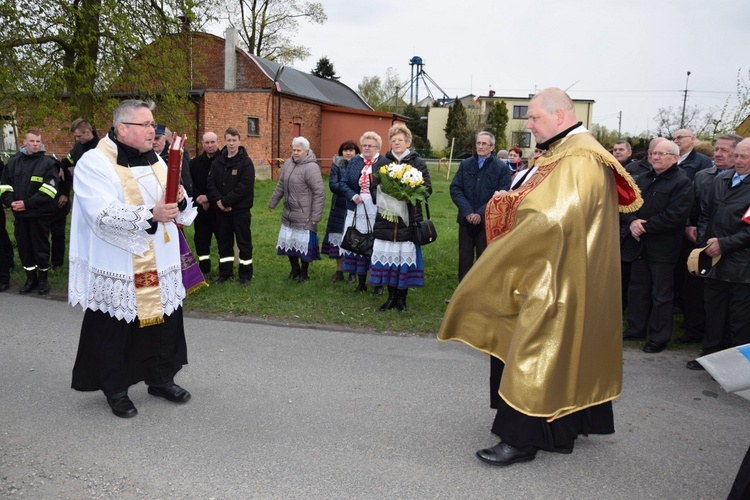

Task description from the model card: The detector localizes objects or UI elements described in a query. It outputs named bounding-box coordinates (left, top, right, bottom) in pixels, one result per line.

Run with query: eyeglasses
left=651, top=151, right=676, bottom=157
left=122, top=121, right=157, bottom=129
left=361, top=144, right=378, bottom=148
left=673, top=135, right=693, bottom=141
left=476, top=142, right=492, bottom=147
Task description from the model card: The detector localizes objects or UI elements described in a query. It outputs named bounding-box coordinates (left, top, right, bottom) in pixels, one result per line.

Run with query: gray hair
left=113, top=99, right=155, bottom=127
left=716, top=134, right=743, bottom=147
left=496, top=149, right=509, bottom=159
left=662, top=140, right=680, bottom=155
left=292, top=136, right=310, bottom=151
left=476, top=131, right=495, bottom=145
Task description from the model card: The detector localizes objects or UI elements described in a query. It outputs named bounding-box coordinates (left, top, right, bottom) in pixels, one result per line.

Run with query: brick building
left=8, top=28, right=403, bottom=176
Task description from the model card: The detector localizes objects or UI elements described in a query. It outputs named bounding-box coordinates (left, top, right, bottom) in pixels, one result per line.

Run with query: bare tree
left=225, top=0, right=326, bottom=64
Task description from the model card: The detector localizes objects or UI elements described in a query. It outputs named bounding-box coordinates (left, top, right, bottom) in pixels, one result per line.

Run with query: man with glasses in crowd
left=622, top=140, right=694, bottom=353
left=450, top=131, right=511, bottom=282
left=673, top=129, right=712, bottom=180
left=69, top=100, right=197, bottom=418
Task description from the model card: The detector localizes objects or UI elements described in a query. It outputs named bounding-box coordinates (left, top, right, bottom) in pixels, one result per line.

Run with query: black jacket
left=678, top=148, right=713, bottom=181
left=325, top=155, right=351, bottom=235
left=189, top=150, right=218, bottom=212
left=0, top=150, right=59, bottom=218
left=697, top=168, right=750, bottom=283
left=158, top=140, right=193, bottom=197
left=623, top=164, right=694, bottom=263
left=61, top=131, right=99, bottom=170
left=690, top=166, right=730, bottom=226
left=371, top=150, right=432, bottom=242
left=450, top=154, right=511, bottom=225
left=207, top=146, right=255, bottom=211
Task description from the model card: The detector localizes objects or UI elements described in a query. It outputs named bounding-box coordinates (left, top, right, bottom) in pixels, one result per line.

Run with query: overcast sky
left=216, top=0, right=750, bottom=136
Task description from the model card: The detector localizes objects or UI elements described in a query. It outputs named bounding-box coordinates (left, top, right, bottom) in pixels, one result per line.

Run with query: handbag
left=412, top=201, right=438, bottom=246
left=341, top=203, right=374, bottom=257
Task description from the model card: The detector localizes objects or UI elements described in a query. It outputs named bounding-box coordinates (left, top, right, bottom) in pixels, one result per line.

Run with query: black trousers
left=14, top=216, right=51, bottom=270
left=489, top=357, right=614, bottom=452
left=0, top=214, right=9, bottom=283
left=71, top=308, right=188, bottom=398
left=50, top=203, right=70, bottom=267
left=458, top=223, right=487, bottom=282
left=0, top=208, right=14, bottom=269
left=680, top=274, right=705, bottom=338
left=193, top=207, right=218, bottom=272
left=728, top=444, right=750, bottom=500
left=702, top=278, right=750, bottom=354
left=624, top=257, right=676, bottom=343
left=216, top=209, right=253, bottom=279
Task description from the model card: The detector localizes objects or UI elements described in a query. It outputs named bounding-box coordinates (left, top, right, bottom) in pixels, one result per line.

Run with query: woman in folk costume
left=69, top=99, right=198, bottom=419
left=269, top=137, right=325, bottom=283
left=369, top=124, right=432, bottom=312
left=322, top=140, right=360, bottom=283
left=337, top=131, right=389, bottom=294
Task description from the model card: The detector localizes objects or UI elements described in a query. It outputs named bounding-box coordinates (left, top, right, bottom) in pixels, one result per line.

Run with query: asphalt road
left=1, top=292, right=748, bottom=499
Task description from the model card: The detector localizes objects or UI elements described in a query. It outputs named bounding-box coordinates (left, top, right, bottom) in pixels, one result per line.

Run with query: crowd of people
left=1, top=93, right=748, bottom=495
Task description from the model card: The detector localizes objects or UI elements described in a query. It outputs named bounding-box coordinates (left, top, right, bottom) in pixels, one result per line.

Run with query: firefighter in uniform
left=206, top=127, right=255, bottom=285
left=189, top=131, right=220, bottom=274
left=0, top=130, right=59, bottom=294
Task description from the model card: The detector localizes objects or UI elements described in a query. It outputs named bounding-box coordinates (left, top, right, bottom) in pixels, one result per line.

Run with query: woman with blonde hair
left=370, top=124, right=432, bottom=311
left=338, top=131, right=389, bottom=293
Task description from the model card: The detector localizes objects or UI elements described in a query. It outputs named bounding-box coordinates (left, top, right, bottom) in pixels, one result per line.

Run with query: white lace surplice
left=68, top=138, right=196, bottom=323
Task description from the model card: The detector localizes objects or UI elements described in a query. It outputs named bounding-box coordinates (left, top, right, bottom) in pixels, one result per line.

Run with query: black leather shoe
left=107, top=395, right=138, bottom=418
left=332, top=271, right=344, bottom=283
left=476, top=441, right=536, bottom=467
left=239, top=278, right=251, bottom=286
left=686, top=359, right=705, bottom=371
left=212, top=276, right=231, bottom=285
left=148, top=383, right=191, bottom=403
left=372, top=286, right=383, bottom=296
left=347, top=273, right=356, bottom=284
left=0, top=282, right=9, bottom=293
left=643, top=341, right=667, bottom=353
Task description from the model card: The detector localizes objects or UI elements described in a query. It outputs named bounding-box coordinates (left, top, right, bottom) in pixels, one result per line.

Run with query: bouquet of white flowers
left=373, top=163, right=429, bottom=224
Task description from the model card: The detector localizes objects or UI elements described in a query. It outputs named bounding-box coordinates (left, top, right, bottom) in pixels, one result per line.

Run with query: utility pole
left=618, top=111, right=622, bottom=139
left=680, top=71, right=691, bottom=128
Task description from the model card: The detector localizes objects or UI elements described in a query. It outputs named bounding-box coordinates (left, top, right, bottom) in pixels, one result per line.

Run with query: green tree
left=487, top=100, right=509, bottom=149
left=356, top=68, right=405, bottom=111
left=0, top=0, right=212, bottom=127
left=311, top=56, right=338, bottom=80
left=444, top=97, right=472, bottom=154
left=228, top=0, right=326, bottom=64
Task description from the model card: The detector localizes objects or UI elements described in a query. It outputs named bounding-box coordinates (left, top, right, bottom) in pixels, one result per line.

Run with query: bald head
left=673, top=129, right=695, bottom=156
left=202, top=131, right=219, bottom=156
left=526, top=87, right=579, bottom=144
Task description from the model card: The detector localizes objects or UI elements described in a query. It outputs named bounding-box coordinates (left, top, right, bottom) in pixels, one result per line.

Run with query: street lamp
left=680, top=71, right=691, bottom=129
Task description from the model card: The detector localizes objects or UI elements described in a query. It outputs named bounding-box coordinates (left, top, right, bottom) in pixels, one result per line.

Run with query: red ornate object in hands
left=743, top=206, right=750, bottom=225
left=165, top=132, right=186, bottom=203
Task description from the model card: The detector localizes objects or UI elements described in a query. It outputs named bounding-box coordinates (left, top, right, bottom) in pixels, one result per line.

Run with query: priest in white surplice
left=69, top=99, right=197, bottom=418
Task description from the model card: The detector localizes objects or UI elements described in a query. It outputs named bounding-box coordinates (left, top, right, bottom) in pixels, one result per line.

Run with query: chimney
left=224, top=27, right=237, bottom=90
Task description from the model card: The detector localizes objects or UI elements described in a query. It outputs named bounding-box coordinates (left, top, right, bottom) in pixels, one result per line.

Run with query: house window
left=513, top=105, right=528, bottom=119
left=512, top=131, right=532, bottom=148
left=247, top=117, right=260, bottom=136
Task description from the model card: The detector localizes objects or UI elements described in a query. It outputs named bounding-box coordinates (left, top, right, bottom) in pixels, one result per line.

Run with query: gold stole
left=99, top=141, right=167, bottom=327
